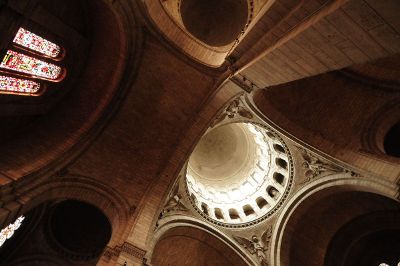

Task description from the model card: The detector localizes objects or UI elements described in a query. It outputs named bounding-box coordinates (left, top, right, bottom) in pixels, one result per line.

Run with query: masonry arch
left=271, top=174, right=400, bottom=266
left=148, top=218, right=252, bottom=266
left=0, top=0, right=141, bottom=188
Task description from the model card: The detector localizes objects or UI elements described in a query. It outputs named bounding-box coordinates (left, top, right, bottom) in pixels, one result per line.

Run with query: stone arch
left=125, top=86, right=243, bottom=250
left=146, top=217, right=254, bottom=265
left=325, top=211, right=400, bottom=266
left=362, top=99, right=400, bottom=157
left=270, top=173, right=400, bottom=266
left=14, top=175, right=132, bottom=248
left=143, top=0, right=252, bottom=67
left=0, top=0, right=142, bottom=188
left=46, top=200, right=113, bottom=261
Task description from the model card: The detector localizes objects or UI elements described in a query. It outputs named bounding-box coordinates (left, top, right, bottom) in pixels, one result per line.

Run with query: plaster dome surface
left=188, top=123, right=258, bottom=190
left=186, top=122, right=292, bottom=225
left=180, top=0, right=249, bottom=46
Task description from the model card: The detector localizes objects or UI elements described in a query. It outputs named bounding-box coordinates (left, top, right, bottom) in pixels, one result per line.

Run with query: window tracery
left=1, top=50, right=62, bottom=80
left=0, top=27, right=65, bottom=96
left=0, top=75, right=40, bottom=95
left=0, top=216, right=25, bottom=247
left=13, top=27, right=61, bottom=58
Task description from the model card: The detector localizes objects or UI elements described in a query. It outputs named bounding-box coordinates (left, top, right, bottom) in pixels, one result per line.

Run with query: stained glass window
left=1, top=50, right=62, bottom=80
left=0, top=216, right=25, bottom=247
left=13, top=28, right=61, bottom=58
left=0, top=75, right=40, bottom=95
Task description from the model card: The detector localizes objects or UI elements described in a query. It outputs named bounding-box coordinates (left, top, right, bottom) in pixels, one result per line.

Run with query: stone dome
left=186, top=122, right=292, bottom=225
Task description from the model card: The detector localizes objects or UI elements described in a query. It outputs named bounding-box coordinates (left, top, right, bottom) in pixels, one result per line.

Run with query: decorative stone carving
left=120, top=242, right=146, bottom=259
left=103, top=246, right=120, bottom=260
left=211, top=97, right=253, bottom=127
left=233, top=227, right=272, bottom=266
left=297, top=147, right=346, bottom=184
left=230, top=74, right=259, bottom=93
left=160, top=182, right=189, bottom=217
left=346, top=170, right=362, bottom=178
left=102, top=242, right=146, bottom=261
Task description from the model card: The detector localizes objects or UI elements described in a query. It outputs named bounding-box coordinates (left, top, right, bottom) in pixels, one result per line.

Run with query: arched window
left=0, top=216, right=25, bottom=247
left=0, top=75, right=41, bottom=96
left=228, top=208, right=240, bottom=220
left=201, top=203, right=209, bottom=216
left=243, top=204, right=255, bottom=216
left=256, top=196, right=268, bottom=209
left=13, top=28, right=61, bottom=58
left=214, top=208, right=224, bottom=220
left=273, top=172, right=285, bottom=185
left=1, top=50, right=62, bottom=80
left=0, top=27, right=65, bottom=96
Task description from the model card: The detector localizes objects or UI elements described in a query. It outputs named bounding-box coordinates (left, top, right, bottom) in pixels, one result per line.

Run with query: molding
left=103, top=242, right=146, bottom=261
left=121, top=242, right=146, bottom=259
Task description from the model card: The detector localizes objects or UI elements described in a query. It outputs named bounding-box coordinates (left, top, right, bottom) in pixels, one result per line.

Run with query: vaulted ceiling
left=0, top=0, right=399, bottom=265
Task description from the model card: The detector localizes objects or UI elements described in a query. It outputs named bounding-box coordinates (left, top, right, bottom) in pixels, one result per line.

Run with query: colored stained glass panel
left=0, top=216, right=25, bottom=247
left=0, top=75, right=40, bottom=95
left=1, top=50, right=62, bottom=80
left=13, top=28, right=61, bottom=58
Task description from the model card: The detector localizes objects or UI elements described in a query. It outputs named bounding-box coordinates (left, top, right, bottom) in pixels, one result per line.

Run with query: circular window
left=180, top=0, right=249, bottom=46
left=186, top=122, right=292, bottom=227
left=384, top=122, right=400, bottom=157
